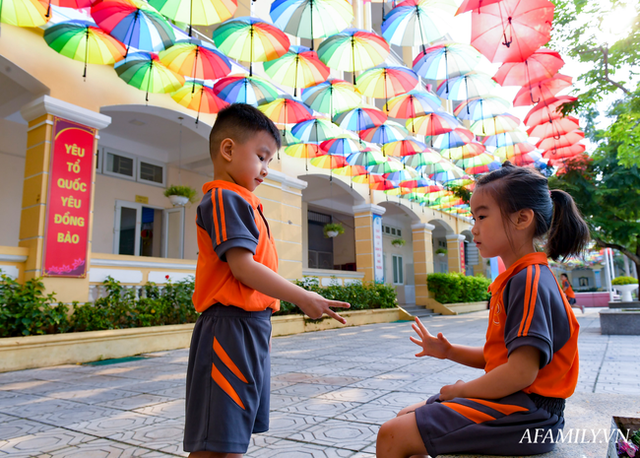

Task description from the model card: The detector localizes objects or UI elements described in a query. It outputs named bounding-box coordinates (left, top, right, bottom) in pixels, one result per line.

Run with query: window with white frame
left=101, top=148, right=165, bottom=187
left=392, top=255, right=404, bottom=284
left=138, top=159, right=165, bottom=186
left=383, top=224, right=402, bottom=237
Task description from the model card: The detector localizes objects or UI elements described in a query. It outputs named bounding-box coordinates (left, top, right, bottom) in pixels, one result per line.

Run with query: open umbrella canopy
left=44, top=20, right=126, bottom=77
left=115, top=51, right=185, bottom=101
left=440, top=141, right=485, bottom=160
left=470, top=114, right=520, bottom=136
left=536, top=130, right=584, bottom=150
left=437, top=72, right=498, bottom=101
left=171, top=80, right=228, bottom=123
left=1, top=0, right=49, bottom=27
left=407, top=111, right=459, bottom=136
left=419, top=158, right=457, bottom=175
left=401, top=150, right=442, bottom=168
left=320, top=136, right=364, bottom=156
left=524, top=95, right=577, bottom=126
left=91, top=0, right=175, bottom=55
left=291, top=117, right=341, bottom=143
left=381, top=0, right=457, bottom=48
left=301, top=79, right=363, bottom=119
left=430, top=167, right=468, bottom=183
left=493, top=49, right=564, bottom=87
left=506, top=150, right=543, bottom=166
left=384, top=90, right=441, bottom=119
left=310, top=154, right=348, bottom=169
left=269, top=0, right=353, bottom=45
left=148, top=0, right=236, bottom=30
left=431, top=127, right=475, bottom=149
left=455, top=152, right=498, bottom=171
left=317, top=28, right=390, bottom=83
left=482, top=130, right=528, bottom=148
left=285, top=142, right=326, bottom=158
left=369, top=156, right=405, bottom=175
left=333, top=164, right=369, bottom=177
left=493, top=140, right=535, bottom=160
left=355, top=64, right=419, bottom=102
left=513, top=73, right=572, bottom=107
left=213, top=75, right=280, bottom=106
left=263, top=45, right=330, bottom=95
left=346, top=148, right=387, bottom=167
left=258, top=97, right=314, bottom=126
left=412, top=42, right=481, bottom=80
left=359, top=121, right=409, bottom=144
left=542, top=143, right=585, bottom=160
left=455, top=0, right=502, bottom=15
left=454, top=95, right=511, bottom=120
left=527, top=116, right=580, bottom=138
left=381, top=138, right=428, bottom=157
left=334, top=107, right=387, bottom=131
left=158, top=38, right=231, bottom=80
left=470, top=0, right=555, bottom=63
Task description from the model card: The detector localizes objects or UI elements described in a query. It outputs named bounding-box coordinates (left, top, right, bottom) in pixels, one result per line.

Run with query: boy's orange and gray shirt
left=193, top=180, right=279, bottom=313
left=484, top=252, right=579, bottom=399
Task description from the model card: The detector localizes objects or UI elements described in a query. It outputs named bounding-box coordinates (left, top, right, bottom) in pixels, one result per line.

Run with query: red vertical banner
left=459, top=240, right=466, bottom=273
left=43, top=118, right=96, bottom=277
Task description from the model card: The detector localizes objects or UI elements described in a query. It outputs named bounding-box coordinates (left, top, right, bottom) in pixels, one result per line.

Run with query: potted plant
left=164, top=185, right=197, bottom=207
left=323, top=222, right=344, bottom=238
left=391, top=238, right=405, bottom=247
left=612, top=276, right=639, bottom=303
left=435, top=248, right=448, bottom=257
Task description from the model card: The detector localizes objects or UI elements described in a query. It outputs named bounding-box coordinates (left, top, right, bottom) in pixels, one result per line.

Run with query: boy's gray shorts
left=183, top=304, right=272, bottom=454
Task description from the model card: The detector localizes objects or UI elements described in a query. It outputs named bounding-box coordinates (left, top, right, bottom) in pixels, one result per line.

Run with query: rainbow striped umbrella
left=333, top=164, right=369, bottom=177
left=368, top=156, right=404, bottom=174
left=356, top=64, right=419, bottom=109
left=430, top=127, right=475, bottom=149
left=384, top=166, right=419, bottom=183
left=440, top=141, right=485, bottom=161
left=317, top=28, right=390, bottom=84
left=407, top=111, right=459, bottom=136
left=310, top=154, right=348, bottom=169
left=430, top=167, right=468, bottom=183
left=437, top=72, right=498, bottom=101
left=213, top=75, right=280, bottom=106
left=493, top=141, right=536, bottom=160
left=419, top=159, right=457, bottom=175
left=455, top=152, right=498, bottom=172
left=159, top=38, right=231, bottom=81
left=171, top=80, right=229, bottom=123
left=384, top=90, right=441, bottom=119
left=285, top=142, right=325, bottom=158
left=400, top=176, right=439, bottom=189
left=291, top=118, right=341, bottom=143
left=258, top=97, right=314, bottom=127
left=301, top=79, right=362, bottom=120
left=91, top=0, right=175, bottom=56
left=148, top=0, right=236, bottom=36
left=346, top=148, right=386, bottom=168
left=269, top=0, right=353, bottom=48
left=401, top=150, right=442, bottom=168
left=321, top=136, right=363, bottom=156
left=482, top=131, right=529, bottom=149
left=412, top=42, right=481, bottom=80
left=115, top=52, right=185, bottom=101
left=360, top=121, right=408, bottom=145
left=334, top=107, right=387, bottom=131
left=454, top=95, right=511, bottom=120
left=263, top=45, right=330, bottom=96
left=381, top=138, right=427, bottom=157
left=381, top=0, right=457, bottom=49
left=213, top=16, right=290, bottom=76
left=44, top=20, right=126, bottom=78
left=470, top=114, right=521, bottom=136
left=1, top=0, right=48, bottom=27
left=370, top=178, right=400, bottom=191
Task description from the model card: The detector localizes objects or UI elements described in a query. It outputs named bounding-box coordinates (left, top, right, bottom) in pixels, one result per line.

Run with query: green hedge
left=426, top=272, right=491, bottom=304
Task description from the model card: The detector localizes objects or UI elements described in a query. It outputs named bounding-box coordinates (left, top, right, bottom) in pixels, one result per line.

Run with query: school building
left=0, top=0, right=485, bottom=308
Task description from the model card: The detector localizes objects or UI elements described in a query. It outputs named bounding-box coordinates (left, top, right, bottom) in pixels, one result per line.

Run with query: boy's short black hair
left=209, top=103, right=281, bottom=159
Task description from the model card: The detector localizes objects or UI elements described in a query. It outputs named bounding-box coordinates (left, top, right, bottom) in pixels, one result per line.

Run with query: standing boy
left=184, top=104, right=350, bottom=458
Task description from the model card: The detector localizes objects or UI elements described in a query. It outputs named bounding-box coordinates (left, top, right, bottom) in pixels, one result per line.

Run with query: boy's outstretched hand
left=298, top=291, right=350, bottom=324
left=410, top=317, right=452, bottom=359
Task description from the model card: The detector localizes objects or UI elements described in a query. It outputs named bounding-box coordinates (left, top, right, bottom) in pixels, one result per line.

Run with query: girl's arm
left=439, top=345, right=540, bottom=400
left=411, top=317, right=486, bottom=369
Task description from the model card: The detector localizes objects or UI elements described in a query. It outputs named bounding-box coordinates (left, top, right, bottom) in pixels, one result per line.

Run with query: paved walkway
left=1, top=308, right=639, bottom=457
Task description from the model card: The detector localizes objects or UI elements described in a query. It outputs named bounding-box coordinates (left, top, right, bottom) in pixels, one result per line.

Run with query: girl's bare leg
left=189, top=453, right=243, bottom=458
left=376, top=412, right=429, bottom=458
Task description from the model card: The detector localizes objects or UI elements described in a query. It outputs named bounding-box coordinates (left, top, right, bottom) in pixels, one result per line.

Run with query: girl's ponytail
left=547, top=189, right=590, bottom=261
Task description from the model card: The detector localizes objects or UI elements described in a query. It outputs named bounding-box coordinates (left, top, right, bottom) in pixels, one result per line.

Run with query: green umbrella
left=115, top=51, right=185, bottom=101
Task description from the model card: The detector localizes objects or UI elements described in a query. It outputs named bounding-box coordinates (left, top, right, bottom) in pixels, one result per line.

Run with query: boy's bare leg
left=189, top=453, right=243, bottom=458
left=376, top=412, right=429, bottom=458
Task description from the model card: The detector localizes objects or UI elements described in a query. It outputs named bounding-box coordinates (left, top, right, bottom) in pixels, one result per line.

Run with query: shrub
left=0, top=275, right=70, bottom=337
left=612, top=276, right=638, bottom=285
left=426, top=272, right=491, bottom=304
left=323, top=223, right=345, bottom=238
left=164, top=185, right=198, bottom=203
left=276, top=277, right=397, bottom=316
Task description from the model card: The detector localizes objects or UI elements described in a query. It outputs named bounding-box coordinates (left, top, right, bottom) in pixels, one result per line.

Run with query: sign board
left=135, top=195, right=149, bottom=204
left=43, top=117, right=96, bottom=277
left=460, top=240, right=466, bottom=273
left=373, top=214, right=384, bottom=283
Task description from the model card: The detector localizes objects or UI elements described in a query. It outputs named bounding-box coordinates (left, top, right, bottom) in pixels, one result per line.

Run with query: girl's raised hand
left=409, top=317, right=451, bottom=359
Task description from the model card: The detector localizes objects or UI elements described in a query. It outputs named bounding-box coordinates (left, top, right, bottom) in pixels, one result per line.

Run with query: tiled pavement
left=1, top=308, right=640, bottom=457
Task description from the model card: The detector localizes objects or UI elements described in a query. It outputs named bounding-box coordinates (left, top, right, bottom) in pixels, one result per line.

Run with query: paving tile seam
left=591, top=334, right=610, bottom=394
left=257, top=432, right=371, bottom=453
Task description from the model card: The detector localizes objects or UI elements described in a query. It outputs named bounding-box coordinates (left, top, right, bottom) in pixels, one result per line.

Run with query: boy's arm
left=226, top=247, right=350, bottom=323
left=411, top=317, right=486, bottom=369
left=439, top=346, right=540, bottom=400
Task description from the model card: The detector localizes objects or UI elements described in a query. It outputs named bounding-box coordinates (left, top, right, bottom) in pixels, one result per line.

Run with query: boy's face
left=221, top=131, right=278, bottom=192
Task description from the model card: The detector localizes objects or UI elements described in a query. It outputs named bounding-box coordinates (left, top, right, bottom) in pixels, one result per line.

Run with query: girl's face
left=470, top=188, right=515, bottom=261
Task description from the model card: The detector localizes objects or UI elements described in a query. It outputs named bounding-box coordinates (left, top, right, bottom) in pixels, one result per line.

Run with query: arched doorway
left=428, top=219, right=454, bottom=273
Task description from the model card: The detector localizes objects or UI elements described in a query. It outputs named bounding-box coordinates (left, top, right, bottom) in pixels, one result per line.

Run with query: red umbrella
left=536, top=130, right=584, bottom=150
left=528, top=117, right=580, bottom=139
left=493, top=49, right=564, bottom=86
left=456, top=0, right=503, bottom=15
left=509, top=151, right=541, bottom=166
left=524, top=95, right=577, bottom=126
left=542, top=143, right=585, bottom=160
left=471, top=0, right=555, bottom=63
left=513, top=74, right=572, bottom=107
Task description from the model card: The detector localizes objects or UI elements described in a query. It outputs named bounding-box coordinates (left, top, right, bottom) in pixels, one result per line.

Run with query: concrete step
left=399, top=304, right=440, bottom=318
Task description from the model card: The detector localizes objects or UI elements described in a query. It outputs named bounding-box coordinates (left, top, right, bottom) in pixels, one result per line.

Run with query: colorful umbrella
left=213, top=16, right=290, bottom=76
left=334, top=107, right=388, bottom=131
left=430, top=168, right=468, bottom=183
left=269, top=0, right=354, bottom=48
left=148, top=0, right=236, bottom=36
left=542, top=143, right=585, bottom=160
left=493, top=141, right=535, bottom=160
left=321, top=137, right=364, bottom=157
left=291, top=117, right=341, bottom=143
left=513, top=74, right=573, bottom=107
left=171, top=80, right=228, bottom=123
left=1, top=0, right=48, bottom=27
left=359, top=121, right=408, bottom=145
left=280, top=128, right=301, bottom=147
left=317, top=28, right=390, bottom=84
left=412, top=42, right=481, bottom=80
left=524, top=96, right=577, bottom=127
left=213, top=75, right=280, bottom=106
left=381, top=0, right=457, bottom=50
left=384, top=90, right=441, bottom=119
left=263, top=45, right=330, bottom=96
left=536, top=130, right=584, bottom=150
left=455, top=152, right=498, bottom=171
left=470, top=0, right=555, bottom=63
left=158, top=38, right=231, bottom=81
left=370, top=178, right=401, bottom=191
left=400, top=176, right=440, bottom=189
left=493, top=49, right=564, bottom=87
left=301, top=79, right=362, bottom=120
left=407, top=111, right=459, bottom=136
left=402, top=150, right=442, bottom=168
left=310, top=154, right=349, bottom=169
left=333, top=164, right=369, bottom=178
left=507, top=151, right=543, bottom=166
left=44, top=0, right=92, bottom=18
left=440, top=141, right=485, bottom=160
left=285, top=142, right=326, bottom=169
left=346, top=148, right=387, bottom=167
left=470, top=114, right=520, bottom=136
left=437, top=72, right=498, bottom=101
left=527, top=117, right=580, bottom=139
left=384, top=167, right=420, bottom=184
left=258, top=97, right=314, bottom=127
left=482, top=130, right=528, bottom=148
left=91, top=0, right=175, bottom=56
left=455, top=0, right=502, bottom=15
left=44, top=20, right=126, bottom=78
left=369, top=156, right=406, bottom=175
left=115, top=52, right=185, bottom=101
left=454, top=95, right=511, bottom=120
left=418, top=158, right=457, bottom=175
left=431, top=127, right=474, bottom=149
left=381, top=138, right=428, bottom=157
left=356, top=64, right=419, bottom=110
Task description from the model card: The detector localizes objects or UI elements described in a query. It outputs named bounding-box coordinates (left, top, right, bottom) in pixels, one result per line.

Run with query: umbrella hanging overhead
left=321, top=136, right=364, bottom=157
left=346, top=148, right=387, bottom=167
left=482, top=130, right=528, bottom=148
left=470, top=0, right=555, bottom=63
left=412, top=42, right=481, bottom=80
left=369, top=156, right=405, bottom=174
left=527, top=116, right=580, bottom=139
left=159, top=38, right=231, bottom=81
left=1, top=0, right=49, bottom=28
left=301, top=79, right=362, bottom=120
left=148, top=0, right=236, bottom=36
left=440, top=141, right=485, bottom=160
left=505, top=150, right=542, bottom=166
left=542, top=143, right=585, bottom=160
left=44, top=20, right=126, bottom=78
left=263, top=45, right=330, bottom=96
left=171, top=80, right=229, bottom=123
left=437, top=72, right=498, bottom=101
left=384, top=166, right=420, bottom=183
left=418, top=157, right=456, bottom=175
left=269, top=0, right=353, bottom=49
left=470, top=114, right=521, bottom=136
left=431, top=127, right=475, bottom=149
left=359, top=121, right=408, bottom=145
left=381, top=138, right=428, bottom=157
left=213, top=75, right=280, bottom=106
left=310, top=154, right=348, bottom=169
left=285, top=142, right=325, bottom=159
left=454, top=95, right=511, bottom=120
left=513, top=73, right=572, bottom=107
left=402, top=150, right=442, bottom=168
left=407, top=111, right=459, bottom=136
left=258, top=97, right=314, bottom=127
left=115, top=51, right=185, bottom=101
left=334, top=107, right=388, bottom=131
left=91, top=0, right=175, bottom=56
left=384, top=90, right=441, bottom=119
left=44, top=0, right=92, bottom=17
left=524, top=95, right=577, bottom=126
left=455, top=0, right=502, bottom=15
left=291, top=117, right=341, bottom=143
left=493, top=141, right=535, bottom=160
left=317, top=28, right=390, bottom=84
left=381, top=0, right=457, bottom=50
left=356, top=64, right=419, bottom=110
left=536, top=130, right=584, bottom=150
left=430, top=167, right=468, bottom=183
left=493, top=49, right=564, bottom=87
left=213, top=16, right=290, bottom=76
